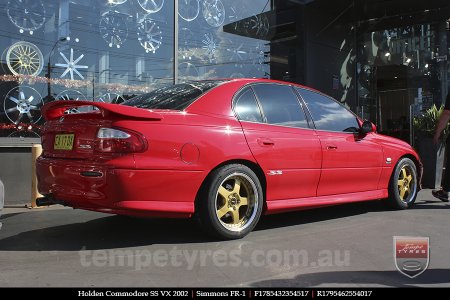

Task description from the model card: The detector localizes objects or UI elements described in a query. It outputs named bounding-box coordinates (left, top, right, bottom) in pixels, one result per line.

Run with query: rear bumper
left=36, top=157, right=205, bottom=217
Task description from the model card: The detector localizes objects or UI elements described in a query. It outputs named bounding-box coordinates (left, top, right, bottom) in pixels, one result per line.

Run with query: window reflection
left=298, top=88, right=359, bottom=133
left=0, top=0, right=270, bottom=138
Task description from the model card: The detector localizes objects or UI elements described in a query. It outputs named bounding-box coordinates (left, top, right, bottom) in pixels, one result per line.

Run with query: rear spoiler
left=41, top=100, right=163, bottom=121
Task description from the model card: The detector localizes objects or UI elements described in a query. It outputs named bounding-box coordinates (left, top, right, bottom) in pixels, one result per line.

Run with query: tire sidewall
left=390, top=158, right=418, bottom=209
left=204, top=164, right=263, bottom=239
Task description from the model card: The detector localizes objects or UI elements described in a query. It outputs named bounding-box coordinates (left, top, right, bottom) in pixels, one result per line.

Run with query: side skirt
left=265, top=189, right=388, bottom=214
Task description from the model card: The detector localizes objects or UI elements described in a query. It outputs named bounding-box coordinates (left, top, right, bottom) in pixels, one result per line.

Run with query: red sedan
left=36, top=79, right=421, bottom=239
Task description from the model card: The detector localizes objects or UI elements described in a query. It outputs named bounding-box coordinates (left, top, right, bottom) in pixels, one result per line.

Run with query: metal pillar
left=173, top=0, right=179, bottom=85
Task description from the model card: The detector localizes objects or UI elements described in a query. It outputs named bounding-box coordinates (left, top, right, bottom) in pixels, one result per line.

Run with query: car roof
left=185, top=78, right=324, bottom=117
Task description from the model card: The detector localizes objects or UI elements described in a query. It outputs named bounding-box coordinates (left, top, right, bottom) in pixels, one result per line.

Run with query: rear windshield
left=122, top=81, right=226, bottom=110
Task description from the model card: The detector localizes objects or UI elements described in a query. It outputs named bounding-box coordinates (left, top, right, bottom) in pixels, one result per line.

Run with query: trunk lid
left=40, top=101, right=162, bottom=160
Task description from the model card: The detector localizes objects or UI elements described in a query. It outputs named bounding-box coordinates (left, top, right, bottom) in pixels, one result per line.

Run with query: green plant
left=413, top=104, right=448, bottom=139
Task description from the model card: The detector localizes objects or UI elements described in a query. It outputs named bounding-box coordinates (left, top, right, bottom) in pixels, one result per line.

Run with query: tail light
left=94, top=127, right=147, bottom=153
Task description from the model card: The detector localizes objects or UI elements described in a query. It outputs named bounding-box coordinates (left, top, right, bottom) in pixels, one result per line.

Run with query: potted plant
left=413, top=104, right=448, bottom=188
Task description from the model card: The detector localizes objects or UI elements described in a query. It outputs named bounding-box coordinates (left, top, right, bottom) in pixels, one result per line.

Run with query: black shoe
left=432, top=189, right=449, bottom=202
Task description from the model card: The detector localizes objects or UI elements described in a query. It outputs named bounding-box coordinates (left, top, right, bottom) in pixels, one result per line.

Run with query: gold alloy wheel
left=215, top=173, right=258, bottom=232
left=397, top=165, right=415, bottom=202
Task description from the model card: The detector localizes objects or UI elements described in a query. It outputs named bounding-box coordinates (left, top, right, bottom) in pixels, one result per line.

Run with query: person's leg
left=442, top=138, right=450, bottom=191
left=0, top=179, right=3, bottom=230
left=432, top=139, right=450, bottom=201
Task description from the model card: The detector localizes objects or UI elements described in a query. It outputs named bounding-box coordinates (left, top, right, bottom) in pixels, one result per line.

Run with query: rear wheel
left=387, top=158, right=418, bottom=209
left=197, top=164, right=263, bottom=239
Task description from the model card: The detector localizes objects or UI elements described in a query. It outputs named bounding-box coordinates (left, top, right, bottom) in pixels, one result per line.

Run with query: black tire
left=196, top=164, right=263, bottom=240
left=387, top=157, right=418, bottom=209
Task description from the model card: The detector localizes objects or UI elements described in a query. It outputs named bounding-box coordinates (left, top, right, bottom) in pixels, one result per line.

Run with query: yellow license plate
left=54, top=134, right=75, bottom=150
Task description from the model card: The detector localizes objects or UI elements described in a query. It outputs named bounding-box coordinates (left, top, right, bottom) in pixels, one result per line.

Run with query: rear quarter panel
left=114, top=113, right=256, bottom=204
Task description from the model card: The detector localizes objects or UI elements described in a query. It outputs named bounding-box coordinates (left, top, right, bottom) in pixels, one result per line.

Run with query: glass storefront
left=0, top=0, right=270, bottom=139
left=356, top=23, right=449, bottom=144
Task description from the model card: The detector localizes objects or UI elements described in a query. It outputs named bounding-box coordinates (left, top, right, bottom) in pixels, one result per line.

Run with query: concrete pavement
left=0, top=189, right=448, bottom=287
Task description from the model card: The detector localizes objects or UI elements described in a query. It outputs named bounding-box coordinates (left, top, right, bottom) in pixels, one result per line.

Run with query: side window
left=297, top=88, right=359, bottom=133
left=252, top=84, right=308, bottom=128
left=234, top=88, right=264, bottom=123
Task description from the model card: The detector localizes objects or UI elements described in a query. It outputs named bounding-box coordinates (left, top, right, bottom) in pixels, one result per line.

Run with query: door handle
left=326, top=145, right=338, bottom=150
left=257, top=138, right=275, bottom=146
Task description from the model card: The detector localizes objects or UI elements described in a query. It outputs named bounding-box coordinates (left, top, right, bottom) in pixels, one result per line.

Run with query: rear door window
left=252, top=84, right=309, bottom=128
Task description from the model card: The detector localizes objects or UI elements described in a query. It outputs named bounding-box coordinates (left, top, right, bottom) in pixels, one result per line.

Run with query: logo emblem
left=59, top=116, right=65, bottom=123
left=394, top=236, right=429, bottom=278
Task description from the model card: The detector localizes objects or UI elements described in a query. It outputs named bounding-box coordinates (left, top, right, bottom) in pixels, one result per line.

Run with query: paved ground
left=0, top=189, right=449, bottom=287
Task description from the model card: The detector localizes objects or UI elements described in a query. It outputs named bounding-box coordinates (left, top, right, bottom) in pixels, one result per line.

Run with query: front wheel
left=387, top=157, right=418, bottom=209
left=197, top=164, right=263, bottom=240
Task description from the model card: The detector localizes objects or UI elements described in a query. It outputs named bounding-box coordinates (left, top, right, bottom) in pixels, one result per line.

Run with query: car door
left=234, top=84, right=322, bottom=201
left=296, top=87, right=383, bottom=196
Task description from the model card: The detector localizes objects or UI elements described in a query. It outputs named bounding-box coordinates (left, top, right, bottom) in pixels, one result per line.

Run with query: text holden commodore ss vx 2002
left=36, top=79, right=422, bottom=239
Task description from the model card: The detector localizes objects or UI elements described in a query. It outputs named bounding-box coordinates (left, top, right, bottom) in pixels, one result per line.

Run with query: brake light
left=94, top=128, right=147, bottom=153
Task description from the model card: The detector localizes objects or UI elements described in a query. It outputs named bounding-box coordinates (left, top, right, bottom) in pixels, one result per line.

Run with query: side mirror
left=360, top=120, right=375, bottom=134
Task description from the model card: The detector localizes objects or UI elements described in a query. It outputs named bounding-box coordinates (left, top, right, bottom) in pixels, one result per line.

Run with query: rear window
left=122, top=81, right=226, bottom=110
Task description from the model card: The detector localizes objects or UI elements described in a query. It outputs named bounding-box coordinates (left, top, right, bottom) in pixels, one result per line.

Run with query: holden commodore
left=36, top=79, right=421, bottom=239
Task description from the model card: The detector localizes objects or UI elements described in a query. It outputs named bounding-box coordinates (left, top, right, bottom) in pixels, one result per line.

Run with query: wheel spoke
left=9, top=96, right=19, bottom=104
left=5, top=107, right=18, bottom=113
left=233, top=178, right=241, bottom=194
left=239, top=196, right=248, bottom=206
left=397, top=180, right=403, bottom=188
left=404, top=189, right=410, bottom=198
left=217, top=204, right=229, bottom=219
left=15, top=112, right=23, bottom=124
left=230, top=209, right=240, bottom=224
left=60, top=68, right=70, bottom=78
left=406, top=175, right=413, bottom=184
left=401, top=168, right=407, bottom=180
left=218, top=185, right=230, bottom=199
left=399, top=187, right=406, bottom=199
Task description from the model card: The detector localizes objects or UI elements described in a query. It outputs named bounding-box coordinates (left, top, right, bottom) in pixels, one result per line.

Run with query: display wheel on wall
left=6, top=41, right=44, bottom=76
left=229, top=72, right=245, bottom=78
left=7, top=0, right=46, bottom=34
left=137, top=0, right=164, bottom=14
left=106, top=0, right=128, bottom=5
left=227, top=3, right=243, bottom=30
left=202, top=32, right=217, bottom=63
left=178, top=62, right=199, bottom=82
left=96, top=92, right=124, bottom=104
left=55, top=89, right=88, bottom=114
left=243, top=14, right=269, bottom=39
left=179, top=27, right=195, bottom=60
left=8, top=126, right=40, bottom=138
left=137, top=17, right=163, bottom=54
left=202, top=0, right=225, bottom=27
left=251, top=43, right=268, bottom=70
left=99, top=11, right=129, bottom=48
left=55, top=48, right=88, bottom=80
left=178, top=0, right=200, bottom=22
left=3, top=86, right=43, bottom=124
left=226, top=40, right=248, bottom=68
